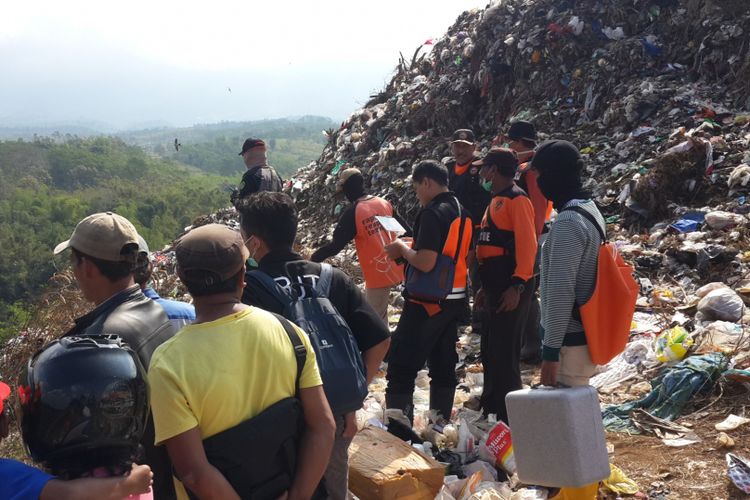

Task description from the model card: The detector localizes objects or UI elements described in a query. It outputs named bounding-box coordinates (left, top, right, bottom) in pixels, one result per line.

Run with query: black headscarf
left=342, top=171, right=367, bottom=202
left=531, top=140, right=589, bottom=209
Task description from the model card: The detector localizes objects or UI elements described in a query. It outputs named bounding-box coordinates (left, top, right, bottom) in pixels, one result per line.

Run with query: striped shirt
left=540, top=199, right=604, bottom=361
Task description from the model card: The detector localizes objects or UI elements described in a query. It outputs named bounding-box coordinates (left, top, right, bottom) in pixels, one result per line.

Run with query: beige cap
left=336, top=167, right=362, bottom=192
left=54, top=212, right=139, bottom=262
left=175, top=224, right=250, bottom=286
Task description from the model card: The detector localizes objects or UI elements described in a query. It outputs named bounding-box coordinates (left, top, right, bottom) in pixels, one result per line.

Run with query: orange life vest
left=354, top=196, right=404, bottom=288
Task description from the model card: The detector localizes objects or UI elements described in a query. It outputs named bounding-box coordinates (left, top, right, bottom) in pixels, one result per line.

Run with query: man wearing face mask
left=472, top=148, right=537, bottom=423
left=498, top=121, right=552, bottom=364
left=237, top=192, right=391, bottom=500
left=311, top=168, right=411, bottom=323
left=532, top=141, right=604, bottom=500
left=446, top=129, right=491, bottom=328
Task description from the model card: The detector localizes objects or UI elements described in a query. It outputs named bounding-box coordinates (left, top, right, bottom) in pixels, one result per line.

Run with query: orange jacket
left=477, top=184, right=537, bottom=285
left=354, top=197, right=404, bottom=288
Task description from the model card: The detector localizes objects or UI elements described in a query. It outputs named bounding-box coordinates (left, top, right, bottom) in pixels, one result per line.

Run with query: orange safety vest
left=442, top=213, right=473, bottom=299
left=518, top=161, right=553, bottom=237
left=354, top=196, right=404, bottom=288
left=409, top=194, right=473, bottom=302
left=476, top=185, right=537, bottom=284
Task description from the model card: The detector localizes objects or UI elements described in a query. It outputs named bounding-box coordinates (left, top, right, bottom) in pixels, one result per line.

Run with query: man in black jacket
left=237, top=192, right=390, bottom=500
left=54, top=212, right=177, bottom=499
left=232, top=137, right=283, bottom=205
left=446, top=129, right=490, bottom=327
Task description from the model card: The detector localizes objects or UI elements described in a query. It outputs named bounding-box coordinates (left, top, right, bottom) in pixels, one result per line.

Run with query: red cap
left=0, top=382, right=10, bottom=413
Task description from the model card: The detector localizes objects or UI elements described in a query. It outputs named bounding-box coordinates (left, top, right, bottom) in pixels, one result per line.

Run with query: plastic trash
left=695, top=282, right=730, bottom=298
left=478, top=420, right=516, bottom=475
left=668, top=212, right=705, bottom=233
left=602, top=26, right=625, bottom=40
left=727, top=453, right=750, bottom=494
left=602, top=464, right=639, bottom=495
left=716, top=415, right=750, bottom=432
left=654, top=326, right=693, bottom=363
left=697, top=288, right=744, bottom=322
left=602, top=353, right=728, bottom=432
left=704, top=210, right=745, bottom=230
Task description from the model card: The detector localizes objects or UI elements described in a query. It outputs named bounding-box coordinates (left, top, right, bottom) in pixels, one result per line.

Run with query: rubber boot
left=385, top=392, right=414, bottom=424
left=429, top=386, right=456, bottom=422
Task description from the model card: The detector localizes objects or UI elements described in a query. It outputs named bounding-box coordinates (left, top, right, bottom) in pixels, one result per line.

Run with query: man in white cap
left=54, top=211, right=177, bottom=499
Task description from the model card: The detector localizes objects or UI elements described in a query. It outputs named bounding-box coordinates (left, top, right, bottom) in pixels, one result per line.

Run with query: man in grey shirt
left=531, top=140, right=606, bottom=388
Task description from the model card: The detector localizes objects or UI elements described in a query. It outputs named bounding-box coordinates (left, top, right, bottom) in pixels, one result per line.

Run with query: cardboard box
left=348, top=426, right=445, bottom=500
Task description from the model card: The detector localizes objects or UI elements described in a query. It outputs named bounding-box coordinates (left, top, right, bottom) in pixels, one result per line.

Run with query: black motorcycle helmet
left=18, top=335, right=149, bottom=476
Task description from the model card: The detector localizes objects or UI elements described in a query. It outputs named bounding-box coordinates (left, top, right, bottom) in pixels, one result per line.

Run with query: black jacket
left=64, top=285, right=176, bottom=369
left=63, top=285, right=177, bottom=499
left=447, top=157, right=491, bottom=226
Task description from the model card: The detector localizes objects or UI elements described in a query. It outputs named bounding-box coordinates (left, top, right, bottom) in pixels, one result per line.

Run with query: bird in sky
left=174, top=138, right=181, bottom=152
left=228, top=87, right=232, bottom=93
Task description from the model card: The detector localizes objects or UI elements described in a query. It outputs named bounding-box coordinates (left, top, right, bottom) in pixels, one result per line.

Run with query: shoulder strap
left=272, top=313, right=306, bottom=395
left=315, top=263, right=334, bottom=298
left=561, top=205, right=606, bottom=243
left=452, top=197, right=467, bottom=263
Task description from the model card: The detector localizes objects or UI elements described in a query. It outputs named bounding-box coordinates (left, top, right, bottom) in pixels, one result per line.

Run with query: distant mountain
left=0, top=122, right=114, bottom=140
left=119, top=115, right=336, bottom=177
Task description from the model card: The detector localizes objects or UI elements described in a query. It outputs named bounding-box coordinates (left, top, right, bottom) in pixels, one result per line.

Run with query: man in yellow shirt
left=148, top=223, right=335, bottom=500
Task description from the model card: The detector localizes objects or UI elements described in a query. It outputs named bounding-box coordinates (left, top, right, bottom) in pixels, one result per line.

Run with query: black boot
left=429, top=386, right=456, bottom=422
left=385, top=392, right=414, bottom=424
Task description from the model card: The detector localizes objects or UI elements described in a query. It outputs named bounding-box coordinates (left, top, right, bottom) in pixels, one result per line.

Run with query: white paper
left=375, top=216, right=406, bottom=235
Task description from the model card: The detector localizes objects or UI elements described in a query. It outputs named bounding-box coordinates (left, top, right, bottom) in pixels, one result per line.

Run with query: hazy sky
left=1, top=0, right=485, bottom=130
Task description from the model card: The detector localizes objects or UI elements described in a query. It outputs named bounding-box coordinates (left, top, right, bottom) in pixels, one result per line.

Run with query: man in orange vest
left=311, top=168, right=410, bottom=323
left=473, top=148, right=537, bottom=423
left=446, top=129, right=491, bottom=329
left=497, top=121, right=552, bottom=363
left=384, top=160, right=473, bottom=423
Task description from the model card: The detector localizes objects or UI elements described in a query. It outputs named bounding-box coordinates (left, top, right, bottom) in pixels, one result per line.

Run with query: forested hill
left=119, top=115, right=336, bottom=177
left=0, top=136, right=229, bottom=339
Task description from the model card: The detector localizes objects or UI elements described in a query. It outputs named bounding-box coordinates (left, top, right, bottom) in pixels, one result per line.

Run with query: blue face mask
left=481, top=179, right=492, bottom=192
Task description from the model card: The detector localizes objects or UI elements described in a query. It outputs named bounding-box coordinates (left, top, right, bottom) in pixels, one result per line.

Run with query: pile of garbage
left=283, top=0, right=750, bottom=497
left=292, top=0, right=750, bottom=244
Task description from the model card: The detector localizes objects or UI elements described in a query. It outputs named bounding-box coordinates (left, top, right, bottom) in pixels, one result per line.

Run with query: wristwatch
left=512, top=283, right=525, bottom=294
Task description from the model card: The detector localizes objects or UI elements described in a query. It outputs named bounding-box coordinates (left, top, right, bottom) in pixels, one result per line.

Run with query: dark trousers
left=520, top=276, right=542, bottom=361
left=143, top=415, right=177, bottom=500
left=386, top=300, right=463, bottom=404
left=480, top=284, right=534, bottom=423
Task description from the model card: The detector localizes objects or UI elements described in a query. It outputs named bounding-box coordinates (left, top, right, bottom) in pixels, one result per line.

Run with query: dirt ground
left=602, top=397, right=750, bottom=499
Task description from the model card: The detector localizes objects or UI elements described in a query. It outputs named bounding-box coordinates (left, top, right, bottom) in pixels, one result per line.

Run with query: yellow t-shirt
left=148, top=306, right=322, bottom=499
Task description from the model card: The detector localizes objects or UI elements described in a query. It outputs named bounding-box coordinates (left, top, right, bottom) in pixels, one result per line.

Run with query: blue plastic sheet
left=669, top=212, right=706, bottom=233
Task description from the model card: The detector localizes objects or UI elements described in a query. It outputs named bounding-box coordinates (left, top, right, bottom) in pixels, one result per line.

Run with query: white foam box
left=505, top=385, right=610, bottom=488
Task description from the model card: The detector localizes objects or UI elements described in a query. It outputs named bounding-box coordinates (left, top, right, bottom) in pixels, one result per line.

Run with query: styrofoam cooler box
left=505, top=385, right=610, bottom=488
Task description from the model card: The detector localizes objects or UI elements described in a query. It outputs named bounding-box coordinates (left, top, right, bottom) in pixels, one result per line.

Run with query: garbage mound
left=284, top=3, right=750, bottom=496
left=291, top=0, right=750, bottom=247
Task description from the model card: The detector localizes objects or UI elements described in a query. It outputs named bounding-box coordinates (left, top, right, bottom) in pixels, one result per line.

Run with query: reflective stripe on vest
left=441, top=213, right=472, bottom=298
left=354, top=196, right=404, bottom=288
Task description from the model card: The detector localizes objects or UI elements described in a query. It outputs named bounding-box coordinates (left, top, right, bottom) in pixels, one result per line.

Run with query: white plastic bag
left=697, top=288, right=744, bottom=322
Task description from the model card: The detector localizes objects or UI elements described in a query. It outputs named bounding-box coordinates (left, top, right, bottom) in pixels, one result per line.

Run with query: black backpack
left=248, top=263, right=368, bottom=415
